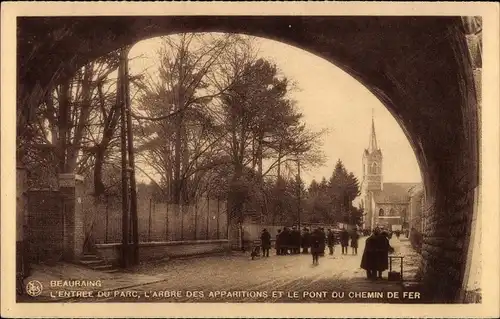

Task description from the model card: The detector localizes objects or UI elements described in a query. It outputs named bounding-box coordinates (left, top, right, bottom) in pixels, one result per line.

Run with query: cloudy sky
left=128, top=34, right=422, bottom=187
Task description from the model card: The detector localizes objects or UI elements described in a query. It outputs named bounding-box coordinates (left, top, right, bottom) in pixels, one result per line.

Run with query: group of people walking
left=339, top=227, right=360, bottom=255
left=259, top=226, right=361, bottom=266
left=273, top=226, right=334, bottom=261
left=274, top=226, right=302, bottom=255
left=259, top=225, right=398, bottom=281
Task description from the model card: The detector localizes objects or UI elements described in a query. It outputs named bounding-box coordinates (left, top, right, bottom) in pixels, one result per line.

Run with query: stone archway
left=17, top=16, right=480, bottom=302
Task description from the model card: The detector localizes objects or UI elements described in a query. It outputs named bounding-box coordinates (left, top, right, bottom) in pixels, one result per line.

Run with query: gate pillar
left=59, top=174, right=85, bottom=261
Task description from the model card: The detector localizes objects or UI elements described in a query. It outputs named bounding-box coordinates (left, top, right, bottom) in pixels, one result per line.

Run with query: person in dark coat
left=310, top=228, right=322, bottom=265
left=350, top=228, right=360, bottom=255
left=260, top=229, right=271, bottom=257
left=361, top=228, right=392, bottom=279
left=319, top=228, right=326, bottom=256
left=275, top=229, right=282, bottom=255
left=301, top=228, right=311, bottom=254
left=374, top=230, right=392, bottom=278
left=281, top=227, right=290, bottom=255
left=360, top=228, right=380, bottom=279
left=295, top=228, right=302, bottom=254
left=340, top=227, right=350, bottom=254
left=291, top=226, right=301, bottom=254
left=327, top=229, right=335, bottom=255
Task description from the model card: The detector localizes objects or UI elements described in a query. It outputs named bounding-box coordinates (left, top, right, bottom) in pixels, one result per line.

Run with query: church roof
left=373, top=182, right=421, bottom=204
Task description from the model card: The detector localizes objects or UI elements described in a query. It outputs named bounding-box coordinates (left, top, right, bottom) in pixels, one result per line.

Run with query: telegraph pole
left=296, top=158, right=301, bottom=230
left=124, top=46, right=139, bottom=265
left=119, top=48, right=130, bottom=269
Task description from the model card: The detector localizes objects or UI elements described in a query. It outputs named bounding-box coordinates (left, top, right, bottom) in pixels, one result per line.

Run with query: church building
left=359, top=114, right=422, bottom=231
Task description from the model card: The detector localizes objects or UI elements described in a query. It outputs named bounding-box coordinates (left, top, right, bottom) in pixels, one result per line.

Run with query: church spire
left=368, top=109, right=378, bottom=152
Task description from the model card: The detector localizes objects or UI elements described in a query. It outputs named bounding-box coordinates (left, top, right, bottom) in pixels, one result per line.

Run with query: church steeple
left=362, top=109, right=383, bottom=192
left=368, top=109, right=379, bottom=152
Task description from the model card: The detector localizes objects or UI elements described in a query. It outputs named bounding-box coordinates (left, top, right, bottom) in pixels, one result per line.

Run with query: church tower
left=362, top=111, right=383, bottom=192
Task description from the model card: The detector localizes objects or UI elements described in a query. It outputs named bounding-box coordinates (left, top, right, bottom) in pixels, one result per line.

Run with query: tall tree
left=21, top=51, right=122, bottom=190
left=219, top=57, right=326, bottom=224
left=348, top=206, right=364, bottom=227
left=134, top=34, right=249, bottom=204
left=303, top=178, right=331, bottom=223
left=328, top=159, right=361, bottom=223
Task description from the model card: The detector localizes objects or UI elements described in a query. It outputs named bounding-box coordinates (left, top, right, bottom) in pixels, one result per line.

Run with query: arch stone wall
left=17, top=16, right=479, bottom=302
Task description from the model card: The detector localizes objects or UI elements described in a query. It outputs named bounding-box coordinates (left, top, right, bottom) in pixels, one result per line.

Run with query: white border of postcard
left=1, top=2, right=499, bottom=318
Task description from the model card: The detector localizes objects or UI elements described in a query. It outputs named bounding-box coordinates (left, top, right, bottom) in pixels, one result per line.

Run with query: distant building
left=408, top=184, right=425, bottom=232
left=359, top=114, right=423, bottom=231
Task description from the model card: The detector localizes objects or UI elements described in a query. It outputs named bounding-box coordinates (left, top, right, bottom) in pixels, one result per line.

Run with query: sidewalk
left=390, top=236, right=422, bottom=282
left=18, top=262, right=168, bottom=302
left=18, top=251, right=237, bottom=302
left=18, top=238, right=424, bottom=303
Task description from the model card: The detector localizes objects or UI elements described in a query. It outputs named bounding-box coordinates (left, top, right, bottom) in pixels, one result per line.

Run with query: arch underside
left=17, top=16, right=479, bottom=302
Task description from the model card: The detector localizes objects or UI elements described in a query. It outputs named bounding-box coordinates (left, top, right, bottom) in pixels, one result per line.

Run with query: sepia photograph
left=1, top=2, right=499, bottom=318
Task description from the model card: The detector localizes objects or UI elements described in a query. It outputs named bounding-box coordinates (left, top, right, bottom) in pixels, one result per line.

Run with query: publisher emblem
left=26, top=280, right=43, bottom=297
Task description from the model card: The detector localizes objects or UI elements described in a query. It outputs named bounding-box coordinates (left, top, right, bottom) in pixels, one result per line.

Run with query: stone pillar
left=59, top=174, right=85, bottom=261
left=461, top=187, right=482, bottom=302
left=459, top=16, right=482, bottom=303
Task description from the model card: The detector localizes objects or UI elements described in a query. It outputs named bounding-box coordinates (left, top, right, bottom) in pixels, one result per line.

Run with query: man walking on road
left=319, top=227, right=326, bottom=257
left=340, top=227, right=349, bottom=255
left=350, top=227, right=360, bottom=255
left=327, top=229, right=336, bottom=256
left=311, top=228, right=322, bottom=265
left=260, top=229, right=271, bottom=257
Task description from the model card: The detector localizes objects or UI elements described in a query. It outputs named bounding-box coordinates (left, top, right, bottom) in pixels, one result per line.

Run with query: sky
left=128, top=34, right=422, bottom=187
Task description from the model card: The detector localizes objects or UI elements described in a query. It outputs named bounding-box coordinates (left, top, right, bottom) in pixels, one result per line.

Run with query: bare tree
left=134, top=33, right=255, bottom=204
left=21, top=51, right=121, bottom=189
